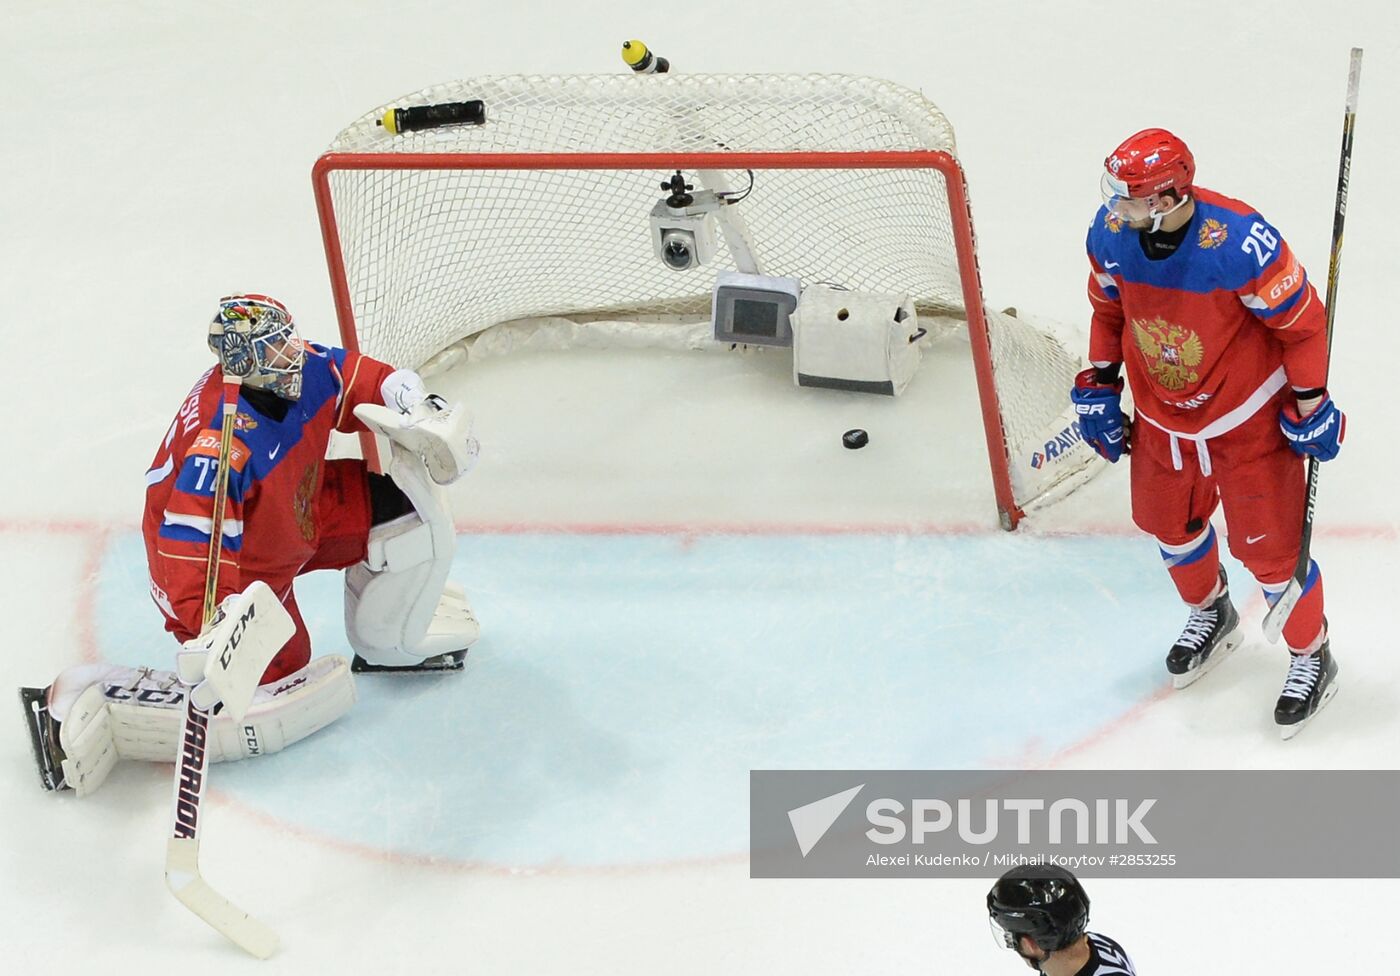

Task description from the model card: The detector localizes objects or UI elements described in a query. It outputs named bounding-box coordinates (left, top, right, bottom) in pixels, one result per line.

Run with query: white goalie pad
left=47, top=657, right=355, bottom=796
left=343, top=434, right=480, bottom=669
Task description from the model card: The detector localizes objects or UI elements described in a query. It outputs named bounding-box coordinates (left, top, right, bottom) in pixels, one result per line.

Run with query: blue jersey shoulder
left=1191, top=194, right=1293, bottom=290
left=1085, top=205, right=1130, bottom=263
left=296, top=343, right=354, bottom=412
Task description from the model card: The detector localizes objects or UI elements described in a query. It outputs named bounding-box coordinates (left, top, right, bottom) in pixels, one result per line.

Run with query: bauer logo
left=750, top=770, right=1400, bottom=879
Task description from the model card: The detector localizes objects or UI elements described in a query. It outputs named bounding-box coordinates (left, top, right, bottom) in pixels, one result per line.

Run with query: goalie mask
left=208, top=294, right=306, bottom=401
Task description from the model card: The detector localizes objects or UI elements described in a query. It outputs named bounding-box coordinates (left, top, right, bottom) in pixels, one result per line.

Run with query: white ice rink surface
left=3, top=1, right=1398, bottom=971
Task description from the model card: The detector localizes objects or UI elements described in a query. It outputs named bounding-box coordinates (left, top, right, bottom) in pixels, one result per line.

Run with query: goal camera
left=650, top=172, right=719, bottom=271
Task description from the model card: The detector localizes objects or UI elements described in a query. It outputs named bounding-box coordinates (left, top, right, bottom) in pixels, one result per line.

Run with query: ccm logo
left=217, top=603, right=258, bottom=671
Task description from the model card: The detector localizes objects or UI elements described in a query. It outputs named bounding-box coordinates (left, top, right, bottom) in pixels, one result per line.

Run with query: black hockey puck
left=842, top=428, right=869, bottom=450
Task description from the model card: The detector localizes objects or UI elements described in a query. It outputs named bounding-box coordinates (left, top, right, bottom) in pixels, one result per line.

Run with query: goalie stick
left=1262, top=47, right=1363, bottom=644
left=164, top=374, right=280, bottom=959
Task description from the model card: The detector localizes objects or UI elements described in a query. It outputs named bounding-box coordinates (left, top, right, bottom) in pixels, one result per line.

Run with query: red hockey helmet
left=1102, top=128, right=1195, bottom=200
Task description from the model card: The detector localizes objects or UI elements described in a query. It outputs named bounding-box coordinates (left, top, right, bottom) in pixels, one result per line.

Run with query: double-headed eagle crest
left=294, top=462, right=320, bottom=543
left=1132, top=317, right=1204, bottom=391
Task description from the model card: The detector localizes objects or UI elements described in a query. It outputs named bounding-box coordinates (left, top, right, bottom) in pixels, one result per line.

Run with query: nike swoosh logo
left=268, top=443, right=281, bottom=460
left=1246, top=533, right=1267, bottom=544
left=1104, top=260, right=1120, bottom=270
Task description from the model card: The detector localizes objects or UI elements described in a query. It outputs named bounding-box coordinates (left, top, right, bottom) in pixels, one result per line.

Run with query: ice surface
left=2, top=1, right=1396, bottom=970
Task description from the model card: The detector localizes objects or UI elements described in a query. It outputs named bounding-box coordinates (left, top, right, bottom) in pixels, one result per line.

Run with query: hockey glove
left=381, top=368, right=431, bottom=414
left=1071, top=367, right=1129, bottom=463
left=1280, top=392, right=1345, bottom=461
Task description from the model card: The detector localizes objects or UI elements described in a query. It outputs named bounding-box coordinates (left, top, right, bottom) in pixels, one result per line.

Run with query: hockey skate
left=18, top=686, right=66, bottom=791
left=350, top=649, right=467, bottom=674
left=1275, top=640, right=1338, bottom=740
left=1165, top=571, right=1244, bottom=689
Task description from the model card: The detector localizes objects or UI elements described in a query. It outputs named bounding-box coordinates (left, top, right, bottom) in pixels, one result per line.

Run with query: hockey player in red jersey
left=21, top=295, right=481, bottom=794
left=1072, top=129, right=1343, bottom=738
left=988, top=865, right=1136, bottom=975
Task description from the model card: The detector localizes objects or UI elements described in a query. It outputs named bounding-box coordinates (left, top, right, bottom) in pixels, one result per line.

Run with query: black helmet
left=987, top=863, right=1089, bottom=954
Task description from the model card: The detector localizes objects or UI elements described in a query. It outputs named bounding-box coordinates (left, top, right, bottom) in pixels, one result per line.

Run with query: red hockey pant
left=1129, top=396, right=1326, bottom=651
left=260, top=459, right=374, bottom=683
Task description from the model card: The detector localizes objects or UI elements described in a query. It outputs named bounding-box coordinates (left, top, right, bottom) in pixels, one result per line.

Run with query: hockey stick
left=164, top=374, right=280, bottom=959
left=1262, top=47, right=1362, bottom=644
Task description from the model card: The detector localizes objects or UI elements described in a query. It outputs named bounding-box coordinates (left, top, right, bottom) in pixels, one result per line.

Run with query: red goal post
left=312, top=74, right=1099, bottom=529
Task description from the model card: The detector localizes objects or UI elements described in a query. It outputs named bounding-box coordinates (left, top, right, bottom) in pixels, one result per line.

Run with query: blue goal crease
left=95, top=530, right=1175, bottom=867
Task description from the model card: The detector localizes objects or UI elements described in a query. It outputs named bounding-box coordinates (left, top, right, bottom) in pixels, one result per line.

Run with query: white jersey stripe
left=144, top=456, right=175, bottom=487
left=162, top=511, right=245, bottom=540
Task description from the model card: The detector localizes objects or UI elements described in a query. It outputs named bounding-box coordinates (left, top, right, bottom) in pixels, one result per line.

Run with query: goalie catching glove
left=374, top=369, right=480, bottom=485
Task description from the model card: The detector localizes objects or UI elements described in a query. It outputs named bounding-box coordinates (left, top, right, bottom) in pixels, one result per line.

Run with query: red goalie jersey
left=142, top=343, right=397, bottom=648
left=1085, top=187, right=1329, bottom=437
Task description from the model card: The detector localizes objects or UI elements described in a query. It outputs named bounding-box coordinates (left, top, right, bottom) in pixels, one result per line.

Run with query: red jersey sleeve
left=1086, top=243, right=1127, bottom=365
left=1230, top=220, right=1330, bottom=390
left=322, top=346, right=400, bottom=434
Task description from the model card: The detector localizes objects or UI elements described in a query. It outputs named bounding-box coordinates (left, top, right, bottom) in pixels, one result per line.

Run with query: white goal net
left=315, top=73, right=1099, bottom=527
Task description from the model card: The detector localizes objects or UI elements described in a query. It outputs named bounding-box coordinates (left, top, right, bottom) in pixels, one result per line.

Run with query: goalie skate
left=18, top=686, right=65, bottom=791
left=1275, top=641, right=1339, bottom=741
left=1165, top=573, right=1244, bottom=689
left=350, top=648, right=467, bottom=674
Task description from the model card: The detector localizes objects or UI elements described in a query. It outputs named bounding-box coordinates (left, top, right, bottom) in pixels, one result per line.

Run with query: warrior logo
left=1198, top=218, right=1229, bottom=249
left=172, top=705, right=209, bottom=839
left=1133, top=317, right=1204, bottom=392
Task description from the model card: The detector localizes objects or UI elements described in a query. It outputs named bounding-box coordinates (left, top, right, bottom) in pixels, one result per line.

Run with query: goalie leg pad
left=29, top=657, right=355, bottom=795
left=344, top=440, right=479, bottom=670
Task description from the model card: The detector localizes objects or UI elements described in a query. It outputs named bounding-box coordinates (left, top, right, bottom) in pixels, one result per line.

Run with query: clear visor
left=989, top=916, right=1019, bottom=950
left=1100, top=171, right=1187, bottom=223
left=1100, top=171, right=1154, bottom=220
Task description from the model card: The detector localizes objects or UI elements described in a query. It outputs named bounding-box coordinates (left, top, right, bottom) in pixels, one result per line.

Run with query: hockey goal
left=313, top=73, right=1097, bottom=529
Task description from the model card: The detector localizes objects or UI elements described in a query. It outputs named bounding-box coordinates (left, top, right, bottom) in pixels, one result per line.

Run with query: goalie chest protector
left=791, top=286, right=922, bottom=396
